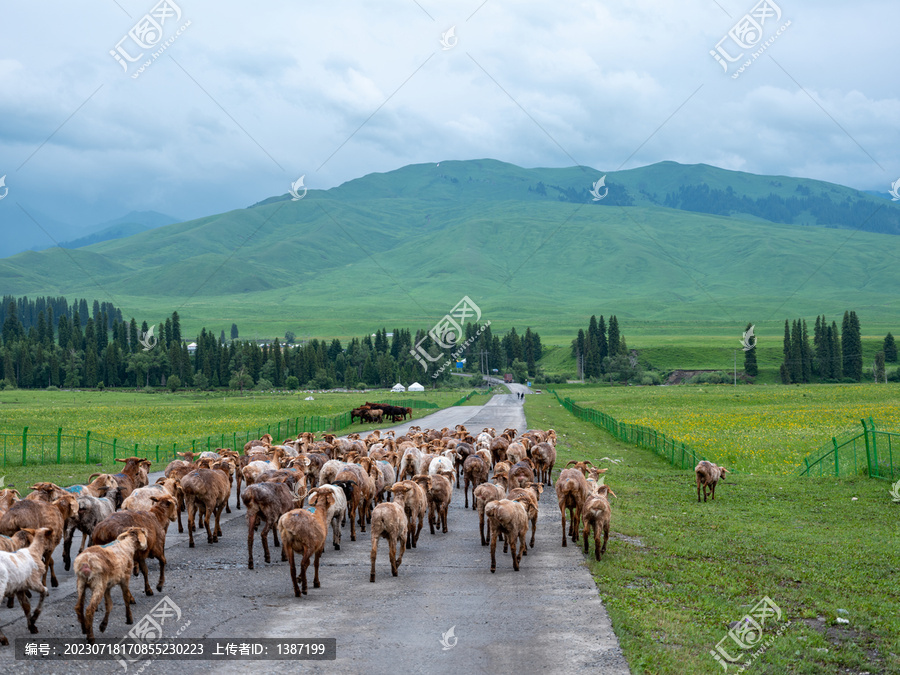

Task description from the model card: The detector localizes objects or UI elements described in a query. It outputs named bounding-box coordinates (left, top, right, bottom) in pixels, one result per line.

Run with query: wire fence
left=0, top=412, right=353, bottom=468
left=547, top=389, right=705, bottom=471
left=798, top=417, right=898, bottom=481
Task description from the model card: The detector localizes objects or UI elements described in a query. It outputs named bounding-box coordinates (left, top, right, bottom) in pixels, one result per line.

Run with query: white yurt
left=391, top=383, right=406, bottom=392
left=408, top=382, right=425, bottom=392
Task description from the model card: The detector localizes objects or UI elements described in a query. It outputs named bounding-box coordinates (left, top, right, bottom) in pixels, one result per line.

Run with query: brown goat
left=555, top=468, right=590, bottom=548
left=463, top=455, right=489, bottom=510
left=507, top=482, right=543, bottom=551
left=695, top=461, right=728, bottom=502
left=412, top=472, right=452, bottom=535
left=474, top=482, right=506, bottom=546
left=389, top=481, right=427, bottom=549
left=369, top=501, right=407, bottom=583
left=0, top=494, right=78, bottom=588
left=277, top=488, right=336, bottom=598
left=486, top=499, right=528, bottom=573
left=74, top=527, right=149, bottom=643
left=508, top=459, right=536, bottom=490
left=0, top=527, right=51, bottom=645
left=0, top=489, right=21, bottom=517
left=89, top=457, right=148, bottom=500
left=242, top=482, right=304, bottom=569
left=181, top=465, right=230, bottom=547
left=91, top=495, right=177, bottom=596
left=582, top=485, right=616, bottom=560
left=531, top=442, right=557, bottom=485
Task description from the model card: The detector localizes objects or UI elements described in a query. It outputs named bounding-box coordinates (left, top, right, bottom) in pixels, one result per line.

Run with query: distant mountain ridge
left=56, top=211, right=179, bottom=250
left=1, top=159, right=899, bottom=333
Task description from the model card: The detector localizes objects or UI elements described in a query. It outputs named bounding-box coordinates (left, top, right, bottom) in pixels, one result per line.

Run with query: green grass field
left=548, top=382, right=900, bottom=474
left=526, top=396, right=900, bottom=675
left=0, top=388, right=475, bottom=491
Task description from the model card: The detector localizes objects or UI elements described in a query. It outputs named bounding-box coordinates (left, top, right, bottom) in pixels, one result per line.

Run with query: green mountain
left=1, top=159, right=899, bottom=339
left=57, top=211, right=179, bottom=250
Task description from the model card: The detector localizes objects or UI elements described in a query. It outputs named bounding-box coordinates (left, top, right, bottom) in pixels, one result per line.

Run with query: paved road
left=2, top=394, right=629, bottom=675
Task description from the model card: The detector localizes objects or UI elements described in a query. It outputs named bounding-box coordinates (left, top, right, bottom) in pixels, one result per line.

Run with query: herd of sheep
left=0, top=418, right=730, bottom=646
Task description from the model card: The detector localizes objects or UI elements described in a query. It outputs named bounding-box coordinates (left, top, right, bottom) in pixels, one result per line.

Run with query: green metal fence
left=547, top=389, right=705, bottom=471
left=0, top=411, right=353, bottom=468
left=451, top=388, right=493, bottom=407
left=798, top=417, right=898, bottom=481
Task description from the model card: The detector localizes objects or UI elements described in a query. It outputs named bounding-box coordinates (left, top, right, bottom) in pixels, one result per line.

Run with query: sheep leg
left=202, top=504, right=214, bottom=544
left=247, top=511, right=257, bottom=569
left=79, top=530, right=89, bottom=555
left=75, top=580, right=88, bottom=635
left=332, top=516, right=341, bottom=551
left=530, top=514, right=537, bottom=549
left=63, top=524, right=75, bottom=571
left=300, top=551, right=311, bottom=595
left=27, top=584, right=47, bottom=632
left=396, top=530, right=406, bottom=567
left=286, top=547, right=301, bottom=598
left=413, top=512, right=424, bottom=548
left=389, top=532, right=399, bottom=577
left=490, top=526, right=498, bottom=573
left=235, top=475, right=242, bottom=510
left=464, top=480, right=469, bottom=508
left=272, top=522, right=280, bottom=547
left=441, top=504, right=448, bottom=534
left=583, top=519, right=592, bottom=555
left=82, top=585, right=103, bottom=643
left=369, top=530, right=380, bottom=583
left=213, top=501, right=225, bottom=539
left=428, top=501, right=436, bottom=535
left=261, top=520, right=272, bottom=564
left=710, top=482, right=716, bottom=501
left=598, top=521, right=609, bottom=560
left=46, top=551, right=58, bottom=588
left=348, top=503, right=357, bottom=542
left=186, top=498, right=196, bottom=548
left=15, top=591, right=33, bottom=633
left=121, top=580, right=136, bottom=625
left=560, top=505, right=568, bottom=548
left=479, top=508, right=487, bottom=546
left=572, top=505, right=581, bottom=543
left=177, top=493, right=185, bottom=532
left=697, top=478, right=702, bottom=503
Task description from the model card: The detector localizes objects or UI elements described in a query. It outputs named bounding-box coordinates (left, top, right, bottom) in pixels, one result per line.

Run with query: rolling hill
left=1, top=159, right=899, bottom=340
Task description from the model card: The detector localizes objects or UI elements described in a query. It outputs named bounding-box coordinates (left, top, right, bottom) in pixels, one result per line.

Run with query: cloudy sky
left=0, top=0, right=897, bottom=253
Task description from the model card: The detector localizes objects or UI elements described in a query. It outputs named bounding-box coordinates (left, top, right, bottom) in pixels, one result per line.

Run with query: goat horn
left=564, top=460, right=578, bottom=467
left=584, top=460, right=595, bottom=467
left=607, top=488, right=618, bottom=498
left=88, top=473, right=102, bottom=482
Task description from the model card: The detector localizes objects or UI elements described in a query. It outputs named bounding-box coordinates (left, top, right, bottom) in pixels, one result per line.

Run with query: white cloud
left=0, top=0, right=896, bottom=248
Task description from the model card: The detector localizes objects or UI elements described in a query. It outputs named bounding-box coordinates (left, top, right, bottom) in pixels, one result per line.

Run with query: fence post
left=833, top=438, right=840, bottom=477
left=85, top=430, right=91, bottom=464
left=156, top=445, right=160, bottom=462
left=21, top=427, right=28, bottom=466
left=57, top=428, right=62, bottom=464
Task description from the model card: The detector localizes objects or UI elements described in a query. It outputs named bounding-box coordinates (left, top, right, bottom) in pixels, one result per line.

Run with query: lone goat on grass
left=695, top=461, right=728, bottom=502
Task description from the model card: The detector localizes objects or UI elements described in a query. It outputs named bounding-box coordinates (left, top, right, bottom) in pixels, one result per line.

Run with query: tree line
left=776, top=311, right=896, bottom=383
left=0, top=297, right=542, bottom=390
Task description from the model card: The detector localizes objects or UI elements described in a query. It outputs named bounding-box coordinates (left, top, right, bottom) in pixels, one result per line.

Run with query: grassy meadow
left=549, top=382, right=900, bottom=474
left=0, top=388, right=476, bottom=490
left=526, top=395, right=900, bottom=675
